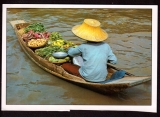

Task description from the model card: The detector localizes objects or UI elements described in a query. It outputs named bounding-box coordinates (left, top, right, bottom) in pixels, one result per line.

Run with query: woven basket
left=27, top=39, right=48, bottom=48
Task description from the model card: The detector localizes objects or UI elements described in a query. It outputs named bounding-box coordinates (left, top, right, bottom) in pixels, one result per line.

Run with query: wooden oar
left=107, top=63, right=135, bottom=76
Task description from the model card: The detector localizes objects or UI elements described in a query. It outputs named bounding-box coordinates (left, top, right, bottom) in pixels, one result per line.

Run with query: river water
left=6, top=8, right=151, bottom=106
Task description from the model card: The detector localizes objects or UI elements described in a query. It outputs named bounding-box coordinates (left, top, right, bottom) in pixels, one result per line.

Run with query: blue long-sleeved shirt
left=68, top=42, right=117, bottom=82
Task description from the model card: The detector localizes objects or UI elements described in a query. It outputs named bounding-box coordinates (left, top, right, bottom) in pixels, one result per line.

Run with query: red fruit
left=29, top=30, right=34, bottom=33
left=34, top=33, right=41, bottom=38
left=47, top=32, right=51, bottom=36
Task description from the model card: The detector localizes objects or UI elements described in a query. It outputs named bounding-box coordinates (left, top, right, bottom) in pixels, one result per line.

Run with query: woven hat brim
left=72, top=25, right=108, bottom=42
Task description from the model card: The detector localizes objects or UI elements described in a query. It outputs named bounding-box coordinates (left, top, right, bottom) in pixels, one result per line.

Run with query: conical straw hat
left=72, top=19, right=108, bottom=42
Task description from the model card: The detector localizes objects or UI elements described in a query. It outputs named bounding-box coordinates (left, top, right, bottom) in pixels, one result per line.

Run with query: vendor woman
left=62, top=19, right=117, bottom=83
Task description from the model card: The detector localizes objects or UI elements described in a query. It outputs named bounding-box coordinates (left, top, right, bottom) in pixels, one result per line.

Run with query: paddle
left=107, top=63, right=135, bottom=76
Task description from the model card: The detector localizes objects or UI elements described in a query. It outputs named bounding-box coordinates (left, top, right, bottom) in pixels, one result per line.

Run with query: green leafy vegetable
left=35, top=45, right=67, bottom=59
left=25, top=23, right=46, bottom=33
left=49, top=32, right=63, bottom=40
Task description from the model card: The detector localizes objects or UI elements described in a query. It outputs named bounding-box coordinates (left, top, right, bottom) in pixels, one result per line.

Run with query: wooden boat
left=10, top=20, right=151, bottom=94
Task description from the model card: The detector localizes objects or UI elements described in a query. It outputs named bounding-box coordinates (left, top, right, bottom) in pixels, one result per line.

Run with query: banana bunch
left=52, top=39, right=64, bottom=47
left=52, top=39, right=75, bottom=49
left=49, top=56, right=70, bottom=63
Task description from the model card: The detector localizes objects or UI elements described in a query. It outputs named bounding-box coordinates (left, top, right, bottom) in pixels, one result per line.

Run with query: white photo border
left=2, top=4, right=158, bottom=113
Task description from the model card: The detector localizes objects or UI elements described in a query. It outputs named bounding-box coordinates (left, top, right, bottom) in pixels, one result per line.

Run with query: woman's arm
left=108, top=46, right=117, bottom=64
left=68, top=46, right=82, bottom=57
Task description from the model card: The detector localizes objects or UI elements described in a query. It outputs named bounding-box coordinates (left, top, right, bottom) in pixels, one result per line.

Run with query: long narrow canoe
left=10, top=20, right=151, bottom=94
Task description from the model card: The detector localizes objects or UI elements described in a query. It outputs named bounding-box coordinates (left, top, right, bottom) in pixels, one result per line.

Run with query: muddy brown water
left=6, top=8, right=151, bottom=105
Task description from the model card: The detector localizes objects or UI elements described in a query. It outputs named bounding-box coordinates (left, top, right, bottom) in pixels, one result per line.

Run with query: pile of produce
left=24, top=23, right=46, bottom=33
left=21, top=23, right=50, bottom=42
left=35, top=46, right=62, bottom=58
left=27, top=39, right=47, bottom=48
left=35, top=31, right=76, bottom=61
left=21, top=22, right=77, bottom=63
left=48, top=32, right=63, bottom=41
left=48, top=56, right=70, bottom=63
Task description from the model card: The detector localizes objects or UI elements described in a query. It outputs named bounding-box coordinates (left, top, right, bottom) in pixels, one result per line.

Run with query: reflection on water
left=6, top=8, right=151, bottom=105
